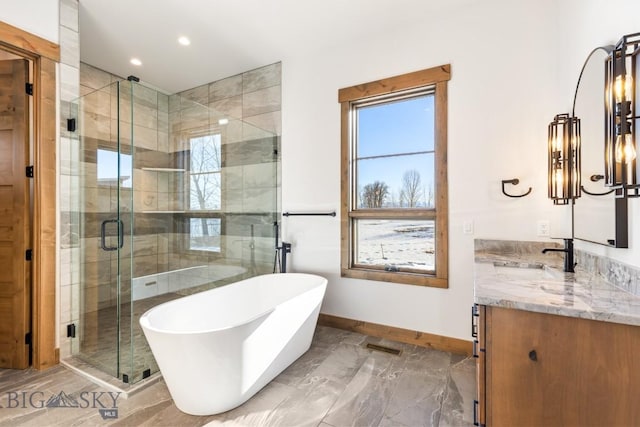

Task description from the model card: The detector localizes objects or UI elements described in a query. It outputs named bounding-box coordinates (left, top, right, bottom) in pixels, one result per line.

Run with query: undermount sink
left=492, top=262, right=556, bottom=280
left=493, top=261, right=544, bottom=269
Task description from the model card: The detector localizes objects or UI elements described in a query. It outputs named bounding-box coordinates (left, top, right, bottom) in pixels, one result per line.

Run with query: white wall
left=1, top=0, right=59, bottom=43
left=281, top=0, right=566, bottom=341
left=280, top=0, right=640, bottom=341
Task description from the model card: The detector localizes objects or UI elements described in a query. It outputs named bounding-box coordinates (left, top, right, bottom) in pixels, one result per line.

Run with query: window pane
left=354, top=219, right=435, bottom=272
left=357, top=94, right=434, bottom=158
left=189, top=218, right=221, bottom=252
left=97, top=149, right=132, bottom=188
left=357, top=153, right=434, bottom=208
left=190, top=134, right=221, bottom=173
left=190, top=134, right=222, bottom=211
left=190, top=172, right=221, bottom=210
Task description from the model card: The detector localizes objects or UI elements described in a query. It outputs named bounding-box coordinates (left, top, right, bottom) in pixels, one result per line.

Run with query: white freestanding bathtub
left=139, top=273, right=327, bottom=415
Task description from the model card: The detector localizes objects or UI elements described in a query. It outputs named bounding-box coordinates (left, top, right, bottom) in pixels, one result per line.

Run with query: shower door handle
left=101, top=219, right=124, bottom=251
left=117, top=219, right=124, bottom=249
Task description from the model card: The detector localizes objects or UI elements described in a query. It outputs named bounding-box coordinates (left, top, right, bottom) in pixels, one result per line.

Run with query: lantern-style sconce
left=605, top=32, right=640, bottom=196
left=548, top=113, right=581, bottom=205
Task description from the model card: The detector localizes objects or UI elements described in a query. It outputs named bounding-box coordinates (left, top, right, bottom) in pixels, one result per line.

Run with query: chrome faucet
left=542, top=238, right=575, bottom=273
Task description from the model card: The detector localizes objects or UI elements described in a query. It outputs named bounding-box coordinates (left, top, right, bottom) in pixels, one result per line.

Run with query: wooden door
left=0, top=59, right=30, bottom=369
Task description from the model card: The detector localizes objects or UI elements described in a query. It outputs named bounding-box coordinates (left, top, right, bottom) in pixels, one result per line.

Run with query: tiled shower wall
left=58, top=53, right=281, bottom=358
left=172, top=63, right=282, bottom=276
left=58, top=0, right=80, bottom=359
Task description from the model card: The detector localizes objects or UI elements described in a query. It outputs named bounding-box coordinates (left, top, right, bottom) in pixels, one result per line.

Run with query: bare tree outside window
left=190, top=135, right=221, bottom=212
left=189, top=134, right=222, bottom=251
left=360, top=181, right=389, bottom=208
left=389, top=190, right=400, bottom=208
left=399, top=169, right=423, bottom=207
left=425, top=183, right=434, bottom=207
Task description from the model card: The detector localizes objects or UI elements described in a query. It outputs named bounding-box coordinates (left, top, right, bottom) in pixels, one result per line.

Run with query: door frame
left=0, top=21, right=59, bottom=369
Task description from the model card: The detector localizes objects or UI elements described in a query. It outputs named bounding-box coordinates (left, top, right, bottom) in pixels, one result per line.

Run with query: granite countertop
left=474, top=240, right=640, bottom=327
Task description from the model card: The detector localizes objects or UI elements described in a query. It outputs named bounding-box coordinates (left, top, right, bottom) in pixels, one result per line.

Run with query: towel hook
left=501, top=178, right=532, bottom=198
left=581, top=174, right=615, bottom=196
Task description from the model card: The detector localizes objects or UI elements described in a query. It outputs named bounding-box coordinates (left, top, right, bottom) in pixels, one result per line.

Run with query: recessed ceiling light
left=178, top=36, right=191, bottom=46
left=218, top=118, right=229, bottom=125
left=130, top=58, right=142, bottom=66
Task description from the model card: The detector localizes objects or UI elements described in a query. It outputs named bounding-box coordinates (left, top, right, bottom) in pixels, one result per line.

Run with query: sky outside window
left=97, top=149, right=132, bottom=188
left=356, top=93, right=435, bottom=207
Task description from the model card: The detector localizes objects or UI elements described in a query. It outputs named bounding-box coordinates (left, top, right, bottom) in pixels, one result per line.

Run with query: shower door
left=73, top=81, right=134, bottom=380
left=70, top=72, right=282, bottom=384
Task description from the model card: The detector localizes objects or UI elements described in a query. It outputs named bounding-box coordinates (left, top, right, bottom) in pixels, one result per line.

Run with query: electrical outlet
left=463, top=220, right=474, bottom=235
left=537, top=220, right=550, bottom=237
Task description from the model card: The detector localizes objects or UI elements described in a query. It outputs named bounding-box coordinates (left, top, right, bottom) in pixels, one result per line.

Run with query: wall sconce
left=605, top=32, right=640, bottom=196
left=548, top=113, right=581, bottom=205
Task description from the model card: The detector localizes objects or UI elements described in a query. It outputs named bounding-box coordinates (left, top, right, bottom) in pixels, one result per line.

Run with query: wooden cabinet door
left=486, top=307, right=581, bottom=426
left=573, top=312, right=640, bottom=425
left=486, top=306, right=640, bottom=426
left=0, top=59, right=30, bottom=369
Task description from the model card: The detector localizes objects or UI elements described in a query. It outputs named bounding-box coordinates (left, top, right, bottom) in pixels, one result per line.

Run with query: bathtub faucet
left=277, top=242, right=292, bottom=273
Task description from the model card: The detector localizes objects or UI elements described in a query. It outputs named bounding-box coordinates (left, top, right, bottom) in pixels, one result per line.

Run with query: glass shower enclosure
left=68, top=79, right=280, bottom=383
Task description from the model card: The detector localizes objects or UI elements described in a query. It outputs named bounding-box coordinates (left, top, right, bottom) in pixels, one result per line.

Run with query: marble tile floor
left=77, top=277, right=252, bottom=384
left=77, top=291, right=183, bottom=383
left=0, top=326, right=476, bottom=426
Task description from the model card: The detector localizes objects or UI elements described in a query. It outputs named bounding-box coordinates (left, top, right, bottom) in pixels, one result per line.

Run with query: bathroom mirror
left=573, top=47, right=629, bottom=247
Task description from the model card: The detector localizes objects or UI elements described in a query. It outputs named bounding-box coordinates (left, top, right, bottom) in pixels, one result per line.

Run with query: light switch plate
left=537, top=220, right=550, bottom=237
left=463, top=220, right=474, bottom=235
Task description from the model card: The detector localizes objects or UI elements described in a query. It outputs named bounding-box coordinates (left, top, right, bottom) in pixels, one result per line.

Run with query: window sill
left=341, top=267, right=448, bottom=288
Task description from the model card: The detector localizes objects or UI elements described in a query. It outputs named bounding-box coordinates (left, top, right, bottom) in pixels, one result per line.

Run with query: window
left=339, top=65, right=450, bottom=287
left=189, top=218, right=221, bottom=252
left=97, top=149, right=132, bottom=188
left=189, top=134, right=221, bottom=210
left=188, top=133, right=222, bottom=252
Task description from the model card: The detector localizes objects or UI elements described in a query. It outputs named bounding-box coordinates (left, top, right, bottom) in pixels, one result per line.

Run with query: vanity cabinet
left=474, top=304, right=640, bottom=426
